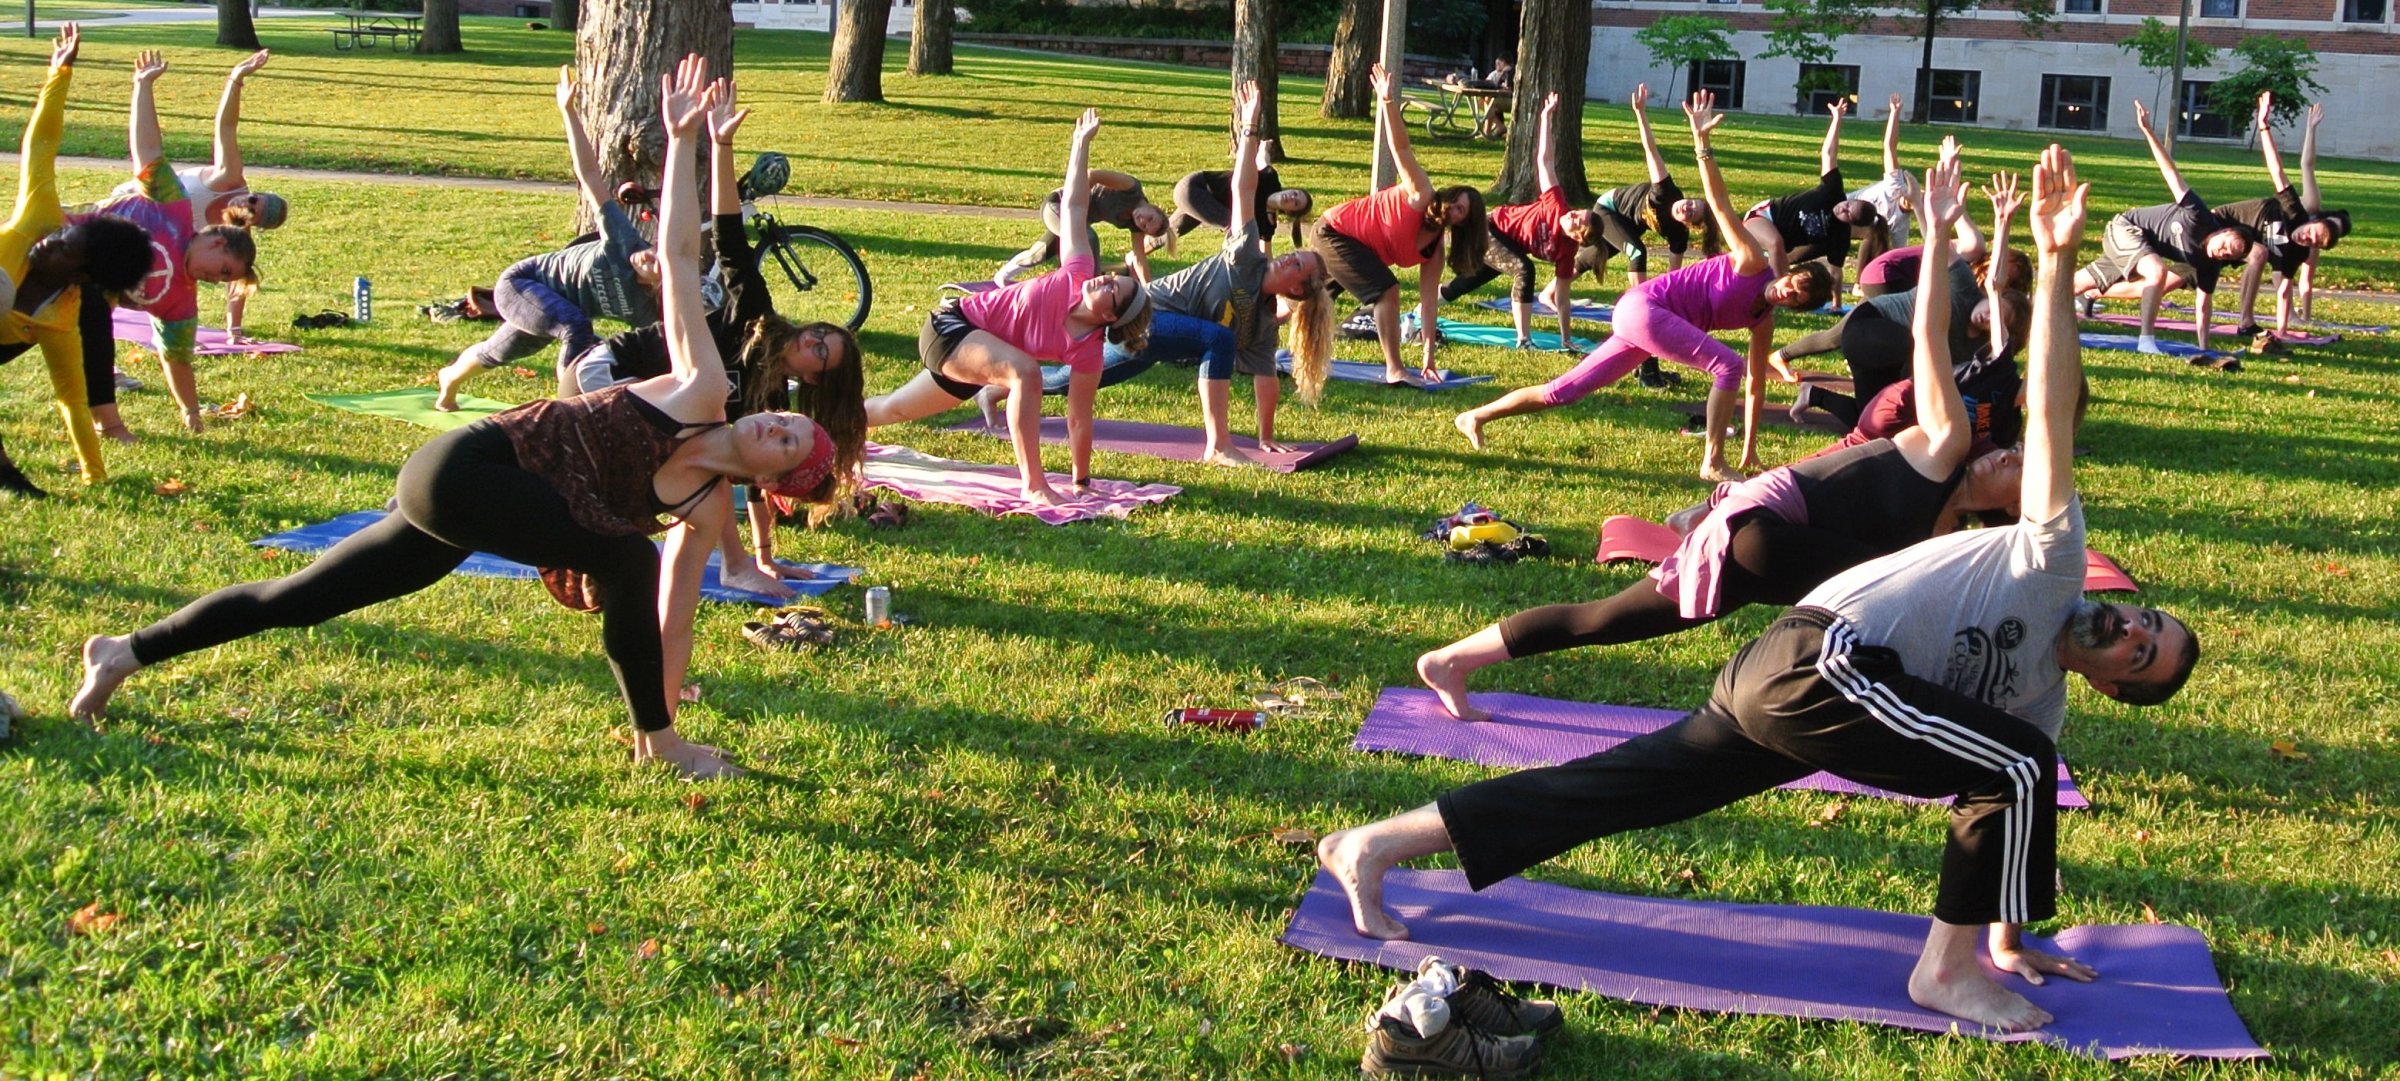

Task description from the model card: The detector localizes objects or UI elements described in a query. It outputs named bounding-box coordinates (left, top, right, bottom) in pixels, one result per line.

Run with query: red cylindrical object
left=1163, top=708, right=1265, bottom=732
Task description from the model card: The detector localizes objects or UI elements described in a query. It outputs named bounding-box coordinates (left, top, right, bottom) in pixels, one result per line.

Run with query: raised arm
left=1684, top=91, right=1770, bottom=274
left=2299, top=101, right=2324, bottom=212
left=2131, top=100, right=2189, bottom=202
left=555, top=66, right=611, bottom=212
left=1229, top=81, right=1264, bottom=237
left=1055, top=109, right=1101, bottom=266
left=207, top=50, right=268, bottom=185
left=1980, top=170, right=2022, bottom=359
left=653, top=56, right=723, bottom=394
left=1881, top=92, right=1903, bottom=177
left=129, top=50, right=165, bottom=170
left=1370, top=64, right=1436, bottom=206
left=1907, top=156, right=1969, bottom=462
left=1535, top=92, right=1562, bottom=194
left=705, top=78, right=749, bottom=217
left=2253, top=92, right=2293, bottom=193
left=1818, top=97, right=1848, bottom=177
left=1631, top=83, right=1671, bottom=183
left=2023, top=144, right=2088, bottom=524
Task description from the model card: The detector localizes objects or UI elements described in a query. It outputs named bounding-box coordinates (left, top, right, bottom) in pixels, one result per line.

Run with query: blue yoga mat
left=253, top=511, right=861, bottom=607
left=1275, top=350, right=1492, bottom=390
left=1474, top=296, right=1615, bottom=321
left=2078, top=333, right=2231, bottom=361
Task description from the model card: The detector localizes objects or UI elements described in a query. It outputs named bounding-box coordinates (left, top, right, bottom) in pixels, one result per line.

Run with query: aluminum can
left=864, top=585, right=892, bottom=628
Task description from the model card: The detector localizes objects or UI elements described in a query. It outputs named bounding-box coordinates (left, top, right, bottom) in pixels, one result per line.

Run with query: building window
left=1914, top=69, right=1980, bottom=123
left=2039, top=75, right=2109, bottom=131
left=2061, top=0, right=2102, bottom=11
left=1795, top=64, right=1859, bottom=115
left=2198, top=0, right=2240, bottom=15
left=1690, top=59, right=1747, bottom=109
left=2343, top=0, right=2386, bottom=22
left=2178, top=80, right=2235, bottom=139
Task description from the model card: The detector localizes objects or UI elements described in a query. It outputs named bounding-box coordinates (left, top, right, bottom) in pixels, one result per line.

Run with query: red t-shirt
left=1487, top=187, right=1578, bottom=283
left=1318, top=185, right=1436, bottom=269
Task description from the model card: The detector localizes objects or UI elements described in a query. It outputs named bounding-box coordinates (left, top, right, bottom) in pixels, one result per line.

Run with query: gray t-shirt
left=1144, top=219, right=1275, bottom=374
left=1863, top=258, right=1980, bottom=362
left=526, top=203, right=658, bottom=325
left=1801, top=498, right=2088, bottom=740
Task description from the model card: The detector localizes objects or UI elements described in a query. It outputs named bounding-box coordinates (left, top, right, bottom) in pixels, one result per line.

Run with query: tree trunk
left=553, top=0, right=580, bottom=33
left=1234, top=0, right=1283, bottom=159
left=214, top=0, right=261, bottom=48
left=827, top=0, right=895, bottom=102
left=574, top=0, right=734, bottom=230
left=1321, top=0, right=1374, bottom=119
left=1911, top=0, right=1939, bottom=122
left=417, top=0, right=463, bottom=54
left=908, top=0, right=955, bottom=75
left=1491, top=0, right=1590, bottom=206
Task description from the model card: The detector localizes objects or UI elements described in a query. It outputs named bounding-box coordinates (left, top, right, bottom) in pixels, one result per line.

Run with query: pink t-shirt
left=1636, top=254, right=1771, bottom=331
left=1319, top=185, right=1435, bottom=269
left=1487, top=187, right=1578, bottom=283
left=959, top=251, right=1106, bottom=373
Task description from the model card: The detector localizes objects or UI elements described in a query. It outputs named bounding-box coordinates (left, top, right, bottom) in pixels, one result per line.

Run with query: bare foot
left=1316, top=827, right=1411, bottom=940
left=974, top=385, right=1007, bottom=429
left=720, top=565, right=796, bottom=601
left=1699, top=462, right=1748, bottom=485
left=1023, top=486, right=1068, bottom=508
left=1908, top=956, right=2054, bottom=1032
left=1201, top=445, right=1266, bottom=468
left=97, top=424, right=137, bottom=445
left=1453, top=411, right=1486, bottom=450
left=1765, top=351, right=1799, bottom=384
left=70, top=634, right=140, bottom=722
left=1256, top=438, right=1293, bottom=454
left=433, top=367, right=467, bottom=412
left=1415, top=649, right=1490, bottom=722
left=1385, top=367, right=1429, bottom=387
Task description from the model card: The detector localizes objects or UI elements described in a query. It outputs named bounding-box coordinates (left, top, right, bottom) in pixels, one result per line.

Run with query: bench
left=1395, top=92, right=1464, bottom=140
left=330, top=25, right=422, bottom=50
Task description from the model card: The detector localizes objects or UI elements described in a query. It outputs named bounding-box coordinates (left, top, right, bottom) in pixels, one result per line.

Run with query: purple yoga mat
left=944, top=417, right=1357, bottom=473
left=2093, top=312, right=2337, bottom=346
left=1282, top=868, right=2267, bottom=1060
left=113, top=308, right=300, bottom=356
left=1355, top=687, right=2089, bottom=809
left=860, top=442, right=1179, bottom=524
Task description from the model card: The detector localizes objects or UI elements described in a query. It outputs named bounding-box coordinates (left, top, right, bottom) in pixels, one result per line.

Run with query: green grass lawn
left=2, top=16, right=2398, bottom=290
left=0, top=42, right=2396, bottom=1081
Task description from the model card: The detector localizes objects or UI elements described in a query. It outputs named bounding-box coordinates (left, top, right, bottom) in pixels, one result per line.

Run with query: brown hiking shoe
left=1445, top=968, right=1565, bottom=1039
left=1360, top=1014, right=1543, bottom=1078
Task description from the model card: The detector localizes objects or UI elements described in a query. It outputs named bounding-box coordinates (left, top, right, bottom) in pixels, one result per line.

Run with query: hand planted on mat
left=722, top=563, right=797, bottom=601
left=1991, top=943, right=2098, bottom=986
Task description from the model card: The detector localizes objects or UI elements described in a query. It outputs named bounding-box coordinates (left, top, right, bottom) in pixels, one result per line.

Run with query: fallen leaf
left=2324, top=563, right=2351, bottom=578
left=2133, top=829, right=2153, bottom=844
left=611, top=853, right=637, bottom=874
left=1809, top=801, right=1848, bottom=828
left=259, top=549, right=280, bottom=561
left=154, top=479, right=188, bottom=496
left=825, top=1035, right=863, bottom=1050
left=67, top=901, right=123, bottom=936
left=1277, top=1042, right=1308, bottom=1063
left=2381, top=949, right=2398, bottom=968
left=587, top=921, right=607, bottom=935
left=678, top=682, right=703, bottom=704
left=924, top=789, right=945, bottom=801
left=2140, top=903, right=2161, bottom=925
left=635, top=938, right=660, bottom=961
left=2284, top=374, right=2303, bottom=384
left=513, top=367, right=538, bottom=379
left=2269, top=739, right=2312, bottom=762
left=1270, top=826, right=1318, bottom=847
left=683, top=792, right=708, bottom=812
left=192, top=521, right=214, bottom=532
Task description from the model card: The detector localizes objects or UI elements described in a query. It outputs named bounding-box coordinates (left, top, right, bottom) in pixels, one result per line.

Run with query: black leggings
left=1496, top=515, right=1878, bottom=657
left=128, top=422, right=676, bottom=730
left=1439, top=229, right=1538, bottom=305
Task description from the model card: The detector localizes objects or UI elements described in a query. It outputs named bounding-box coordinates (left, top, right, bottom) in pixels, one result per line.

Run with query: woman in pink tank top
left=1453, top=91, right=1835, bottom=484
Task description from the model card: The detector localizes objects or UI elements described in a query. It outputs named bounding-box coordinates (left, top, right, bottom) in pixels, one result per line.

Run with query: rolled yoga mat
left=1594, top=515, right=2141, bottom=594
left=114, top=307, right=301, bottom=356
left=308, top=387, right=513, bottom=431
left=253, top=511, right=861, bottom=606
left=1281, top=868, right=2267, bottom=1061
left=1353, top=687, right=2089, bottom=809
left=861, top=442, right=1179, bottom=524
left=944, top=416, right=1357, bottom=473
left=1275, top=350, right=1492, bottom=389
left=2092, top=312, right=2337, bottom=345
left=1474, top=296, right=1615, bottom=321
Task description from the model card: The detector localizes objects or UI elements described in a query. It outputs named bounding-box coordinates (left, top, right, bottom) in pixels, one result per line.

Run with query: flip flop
left=742, top=620, right=816, bottom=652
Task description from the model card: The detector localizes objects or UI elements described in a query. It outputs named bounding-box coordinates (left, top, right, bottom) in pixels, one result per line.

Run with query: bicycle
left=615, top=152, right=873, bottom=332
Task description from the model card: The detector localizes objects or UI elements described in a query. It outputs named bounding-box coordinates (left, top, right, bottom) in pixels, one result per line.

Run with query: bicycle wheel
left=755, top=222, right=873, bottom=332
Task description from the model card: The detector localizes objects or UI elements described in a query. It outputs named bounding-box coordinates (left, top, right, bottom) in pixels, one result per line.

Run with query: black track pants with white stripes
left=1438, top=606, right=2058, bottom=926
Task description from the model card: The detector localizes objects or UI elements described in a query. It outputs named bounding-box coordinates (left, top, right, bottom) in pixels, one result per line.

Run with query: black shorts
left=1311, top=221, right=1401, bottom=305
left=917, top=299, right=985, bottom=400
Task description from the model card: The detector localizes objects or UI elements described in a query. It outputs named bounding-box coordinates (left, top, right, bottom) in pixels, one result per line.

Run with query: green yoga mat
left=1420, top=317, right=1596, bottom=353
left=306, top=388, right=516, bottom=431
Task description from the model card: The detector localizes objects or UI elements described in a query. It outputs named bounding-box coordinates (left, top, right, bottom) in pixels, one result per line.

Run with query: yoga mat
left=113, top=307, right=301, bottom=357
left=1281, top=868, right=2267, bottom=1061
left=252, top=511, right=861, bottom=606
left=1354, top=687, right=2088, bottom=809
left=943, top=416, right=1357, bottom=473
left=2165, top=301, right=2384, bottom=334
left=2093, top=313, right=2337, bottom=346
left=2078, top=333, right=2230, bottom=361
left=1592, top=515, right=2139, bottom=595
left=1275, top=351, right=1492, bottom=390
left=308, top=387, right=514, bottom=431
left=1474, top=296, right=1615, bottom=321
left=860, top=442, right=1179, bottom=524
left=1671, top=399, right=1843, bottom=433
left=1429, top=318, right=1596, bottom=353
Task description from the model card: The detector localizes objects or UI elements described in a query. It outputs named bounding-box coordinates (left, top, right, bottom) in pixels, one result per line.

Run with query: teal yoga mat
left=308, top=387, right=515, bottom=431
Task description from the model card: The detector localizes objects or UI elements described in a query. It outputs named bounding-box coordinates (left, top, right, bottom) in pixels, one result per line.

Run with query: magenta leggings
left=1540, top=295, right=1745, bottom=405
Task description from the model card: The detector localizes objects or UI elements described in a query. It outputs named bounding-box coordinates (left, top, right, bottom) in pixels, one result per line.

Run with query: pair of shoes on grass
left=293, top=310, right=352, bottom=330
left=1362, top=959, right=1563, bottom=1078
left=743, top=607, right=835, bottom=652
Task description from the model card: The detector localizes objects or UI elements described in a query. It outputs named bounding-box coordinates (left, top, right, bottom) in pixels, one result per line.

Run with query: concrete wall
left=731, top=0, right=914, bottom=33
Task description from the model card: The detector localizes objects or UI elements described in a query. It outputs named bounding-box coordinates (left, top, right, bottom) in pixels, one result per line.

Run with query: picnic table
left=1397, top=77, right=1510, bottom=140
left=329, top=9, right=424, bottom=52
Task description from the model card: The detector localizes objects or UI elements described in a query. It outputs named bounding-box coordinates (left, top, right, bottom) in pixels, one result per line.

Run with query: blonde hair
left=1286, top=277, right=1334, bottom=406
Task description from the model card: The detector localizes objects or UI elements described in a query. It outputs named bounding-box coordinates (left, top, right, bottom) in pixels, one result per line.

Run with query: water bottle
left=864, top=585, right=892, bottom=629
left=353, top=276, right=372, bottom=323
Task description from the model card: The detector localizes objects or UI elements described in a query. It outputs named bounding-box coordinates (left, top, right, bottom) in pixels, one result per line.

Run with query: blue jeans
left=1040, top=309, right=1238, bottom=394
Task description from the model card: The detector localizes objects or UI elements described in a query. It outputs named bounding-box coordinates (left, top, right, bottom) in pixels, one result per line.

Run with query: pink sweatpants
left=1540, top=294, right=1747, bottom=405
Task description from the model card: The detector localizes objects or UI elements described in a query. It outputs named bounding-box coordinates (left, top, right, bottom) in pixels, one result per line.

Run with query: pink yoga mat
left=860, top=442, right=1178, bottom=524
left=945, top=417, right=1357, bottom=473
left=113, top=308, right=300, bottom=356
left=1354, top=687, right=2089, bottom=809
left=2094, top=312, right=2337, bottom=346
left=1282, top=868, right=2267, bottom=1060
left=1593, top=516, right=2139, bottom=593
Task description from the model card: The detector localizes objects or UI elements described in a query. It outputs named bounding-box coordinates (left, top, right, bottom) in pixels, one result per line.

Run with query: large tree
left=214, top=0, right=261, bottom=48
left=553, top=0, right=580, bottom=34
left=417, top=0, right=463, bottom=54
left=908, top=0, right=955, bottom=76
left=1490, top=0, right=1590, bottom=205
left=1321, top=0, right=1373, bottom=119
left=1234, top=0, right=1282, bottom=157
left=574, top=0, right=733, bottom=227
left=827, top=0, right=895, bottom=102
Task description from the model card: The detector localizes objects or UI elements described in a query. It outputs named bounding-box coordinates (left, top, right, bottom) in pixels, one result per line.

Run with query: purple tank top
left=1636, top=253, right=1772, bottom=331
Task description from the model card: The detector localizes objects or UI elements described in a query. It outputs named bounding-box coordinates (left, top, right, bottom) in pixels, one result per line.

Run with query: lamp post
left=1369, top=0, right=1408, bottom=190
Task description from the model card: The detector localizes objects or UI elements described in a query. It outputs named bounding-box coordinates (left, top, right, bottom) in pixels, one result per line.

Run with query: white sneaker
left=112, top=368, right=143, bottom=392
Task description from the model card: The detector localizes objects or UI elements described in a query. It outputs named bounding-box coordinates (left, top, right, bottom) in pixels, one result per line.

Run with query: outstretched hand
left=132, top=49, right=166, bottom=86
left=705, top=77, right=749, bottom=144
left=49, top=23, right=77, bottom=68
left=1540, top=90, right=1560, bottom=120
left=2029, top=144, right=2089, bottom=256
left=230, top=48, right=270, bottom=81
left=657, top=53, right=714, bottom=139
left=2307, top=101, right=2324, bottom=129
left=2132, top=98, right=2154, bottom=134
left=2254, top=90, right=2274, bottom=132
left=1938, top=133, right=1961, bottom=169
left=1825, top=96, right=1848, bottom=120
left=1073, top=106, right=1101, bottom=142
left=1984, top=171, right=2023, bottom=222
left=1685, top=90, right=1723, bottom=137
left=1888, top=91, right=1903, bottom=118
left=1921, top=156, right=1965, bottom=231
left=555, top=64, right=578, bottom=111
left=1631, top=82, right=1650, bottom=111
left=1369, top=63, right=1397, bottom=103
left=1234, top=79, right=1262, bottom=132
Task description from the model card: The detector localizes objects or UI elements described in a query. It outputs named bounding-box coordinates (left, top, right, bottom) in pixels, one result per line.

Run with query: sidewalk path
left=36, top=5, right=325, bottom=28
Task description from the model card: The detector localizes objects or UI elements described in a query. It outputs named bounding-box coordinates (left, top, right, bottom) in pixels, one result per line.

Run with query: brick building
left=1586, top=0, right=2400, bottom=158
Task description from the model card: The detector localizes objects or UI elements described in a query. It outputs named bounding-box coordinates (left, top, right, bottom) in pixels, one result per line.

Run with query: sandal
left=293, top=310, right=351, bottom=330
left=866, top=501, right=910, bottom=529
left=742, top=620, right=813, bottom=652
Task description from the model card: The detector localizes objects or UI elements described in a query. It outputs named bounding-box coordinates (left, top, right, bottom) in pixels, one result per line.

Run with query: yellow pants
left=0, top=62, right=104, bottom=484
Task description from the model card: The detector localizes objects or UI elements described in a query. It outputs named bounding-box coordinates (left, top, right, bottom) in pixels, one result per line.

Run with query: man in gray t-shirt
left=1315, top=148, right=2201, bottom=1039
